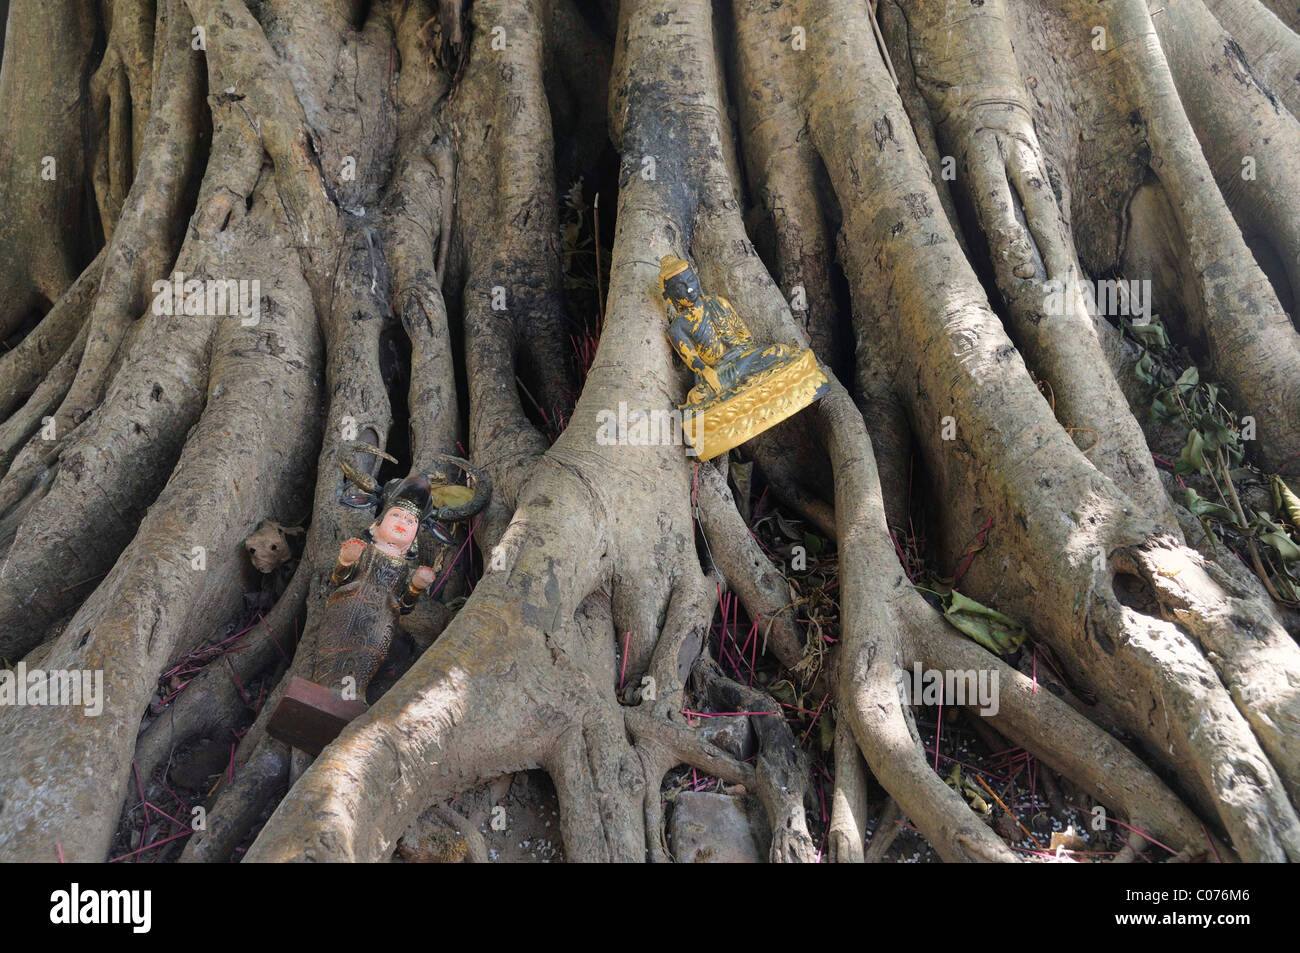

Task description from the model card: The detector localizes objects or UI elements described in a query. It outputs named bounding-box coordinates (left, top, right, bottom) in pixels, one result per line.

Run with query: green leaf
left=1183, top=487, right=1236, bottom=524
left=803, top=532, right=823, bottom=557
left=1252, top=513, right=1300, bottom=563
left=1175, top=365, right=1198, bottom=394
left=942, top=590, right=1028, bottom=655
left=1175, top=429, right=1206, bottom=475
left=1135, top=351, right=1157, bottom=386
left=1130, top=321, right=1169, bottom=349
left=1271, top=572, right=1300, bottom=602
left=1150, top=395, right=1179, bottom=424
left=1198, top=414, right=1237, bottom=455
left=1262, top=529, right=1300, bottom=564
left=1262, top=531, right=1300, bottom=564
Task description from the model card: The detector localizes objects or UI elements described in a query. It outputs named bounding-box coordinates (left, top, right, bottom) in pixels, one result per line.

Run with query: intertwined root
left=739, top=0, right=1299, bottom=860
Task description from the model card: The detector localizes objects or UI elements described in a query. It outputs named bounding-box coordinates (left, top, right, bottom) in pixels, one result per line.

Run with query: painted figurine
left=316, top=444, right=491, bottom=700
left=312, top=474, right=437, bottom=699
left=267, top=444, right=490, bottom=755
left=659, top=255, right=829, bottom=460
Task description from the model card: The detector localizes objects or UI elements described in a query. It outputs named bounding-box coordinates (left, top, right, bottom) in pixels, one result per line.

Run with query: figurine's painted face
left=663, top=270, right=703, bottom=312
left=373, top=506, right=420, bottom=553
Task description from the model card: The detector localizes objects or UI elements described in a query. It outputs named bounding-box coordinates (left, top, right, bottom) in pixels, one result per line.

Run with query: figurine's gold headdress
left=387, top=498, right=424, bottom=517
left=658, top=255, right=690, bottom=293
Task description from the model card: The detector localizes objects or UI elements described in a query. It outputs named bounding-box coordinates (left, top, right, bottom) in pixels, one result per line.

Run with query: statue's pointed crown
left=658, top=254, right=691, bottom=291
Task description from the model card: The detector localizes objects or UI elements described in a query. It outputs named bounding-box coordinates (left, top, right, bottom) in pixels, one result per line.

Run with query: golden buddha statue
left=659, top=255, right=829, bottom=460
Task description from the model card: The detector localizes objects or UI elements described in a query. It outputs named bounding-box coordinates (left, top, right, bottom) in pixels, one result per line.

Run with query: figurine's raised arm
left=397, top=565, right=436, bottom=613
left=331, top=537, right=366, bottom=586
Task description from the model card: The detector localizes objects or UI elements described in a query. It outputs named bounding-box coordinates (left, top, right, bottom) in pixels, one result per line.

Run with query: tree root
left=0, top=0, right=99, bottom=340
left=5, top=0, right=1297, bottom=867
left=450, top=0, right=555, bottom=547
left=730, top=0, right=840, bottom=364
left=0, top=86, right=269, bottom=652
left=180, top=735, right=290, bottom=863
left=383, top=0, right=459, bottom=472
left=862, top=797, right=904, bottom=862
left=0, top=175, right=321, bottom=862
left=452, top=0, right=574, bottom=431
left=0, top=323, right=86, bottom=487
left=790, top=0, right=1297, bottom=860
left=0, top=251, right=103, bottom=425
left=42, top=0, right=201, bottom=444
left=912, top=614, right=1238, bottom=861
left=1204, top=0, right=1300, bottom=124
left=826, top=715, right=870, bottom=862
left=1155, top=0, right=1300, bottom=312
left=695, top=656, right=818, bottom=862
left=88, top=0, right=157, bottom=240
left=1101, top=0, right=1300, bottom=471
left=1255, top=0, right=1300, bottom=35
left=132, top=571, right=305, bottom=801
left=694, top=460, right=803, bottom=670
left=902, top=0, right=1176, bottom=529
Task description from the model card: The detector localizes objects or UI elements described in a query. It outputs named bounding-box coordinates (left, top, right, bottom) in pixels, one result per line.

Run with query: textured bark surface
left=0, top=0, right=1296, bottom=864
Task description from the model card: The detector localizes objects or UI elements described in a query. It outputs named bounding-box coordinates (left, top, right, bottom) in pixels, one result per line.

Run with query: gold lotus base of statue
left=681, top=348, right=829, bottom=461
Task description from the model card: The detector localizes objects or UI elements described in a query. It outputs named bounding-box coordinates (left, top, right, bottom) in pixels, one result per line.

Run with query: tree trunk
left=0, top=0, right=1296, bottom=863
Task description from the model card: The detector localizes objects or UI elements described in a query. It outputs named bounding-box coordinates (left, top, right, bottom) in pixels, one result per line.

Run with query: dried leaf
left=1050, top=827, right=1088, bottom=853
left=1272, top=476, right=1300, bottom=530
left=430, top=484, right=475, bottom=507
left=774, top=512, right=801, bottom=541
left=818, top=708, right=835, bottom=753
left=728, top=461, right=753, bottom=523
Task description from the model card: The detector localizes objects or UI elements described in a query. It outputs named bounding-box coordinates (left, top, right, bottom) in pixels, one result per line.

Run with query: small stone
left=669, top=792, right=764, bottom=863
left=698, top=715, right=756, bottom=760
left=995, top=813, right=1020, bottom=842
left=395, top=829, right=468, bottom=863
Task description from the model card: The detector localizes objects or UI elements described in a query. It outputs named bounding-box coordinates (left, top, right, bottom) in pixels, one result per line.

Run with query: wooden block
left=266, top=676, right=368, bottom=755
